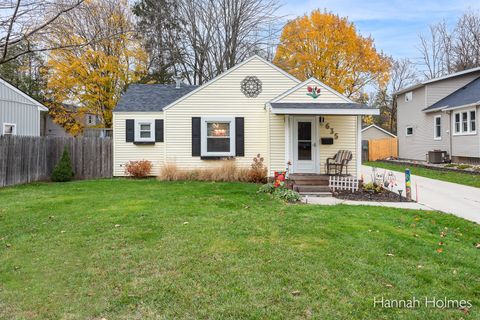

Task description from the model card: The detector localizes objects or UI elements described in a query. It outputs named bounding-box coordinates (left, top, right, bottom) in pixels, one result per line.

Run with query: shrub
left=257, top=183, right=301, bottom=203
left=363, top=182, right=382, bottom=193
left=247, top=154, right=267, bottom=183
left=158, top=164, right=182, bottom=181
left=51, top=146, right=74, bottom=182
left=257, top=183, right=275, bottom=194
left=124, top=160, right=153, bottom=178
left=456, top=164, right=472, bottom=170
left=273, top=187, right=301, bottom=203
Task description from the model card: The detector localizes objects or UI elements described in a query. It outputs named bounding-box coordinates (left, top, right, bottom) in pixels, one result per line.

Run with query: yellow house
left=113, top=55, right=378, bottom=180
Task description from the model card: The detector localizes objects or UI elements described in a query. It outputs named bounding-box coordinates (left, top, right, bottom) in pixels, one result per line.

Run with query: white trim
left=269, top=77, right=354, bottom=104
left=270, top=107, right=379, bottom=115
left=433, top=115, right=442, bottom=140
left=361, top=124, right=396, bottom=138
left=162, top=55, right=301, bottom=111
left=405, top=126, right=413, bottom=136
left=395, top=66, right=480, bottom=96
left=0, top=77, right=48, bottom=111
left=284, top=115, right=290, bottom=170
left=356, top=116, right=361, bottom=178
left=2, top=122, right=16, bottom=135
left=134, top=119, right=155, bottom=142
left=200, top=116, right=236, bottom=157
left=452, top=108, right=477, bottom=136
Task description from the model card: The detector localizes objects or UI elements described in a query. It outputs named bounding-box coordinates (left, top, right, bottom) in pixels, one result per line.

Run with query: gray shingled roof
left=423, top=76, right=480, bottom=112
left=115, top=84, right=198, bottom=112
left=270, top=102, right=375, bottom=109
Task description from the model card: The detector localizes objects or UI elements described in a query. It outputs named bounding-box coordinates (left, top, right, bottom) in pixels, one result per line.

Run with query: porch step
left=294, top=185, right=331, bottom=193
left=289, top=174, right=330, bottom=186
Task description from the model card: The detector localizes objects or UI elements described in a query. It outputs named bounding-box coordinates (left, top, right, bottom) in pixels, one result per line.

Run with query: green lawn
left=365, top=161, right=480, bottom=188
left=0, top=179, right=479, bottom=319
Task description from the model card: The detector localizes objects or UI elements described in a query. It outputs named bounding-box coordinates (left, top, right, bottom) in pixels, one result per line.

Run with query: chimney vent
left=174, top=76, right=182, bottom=89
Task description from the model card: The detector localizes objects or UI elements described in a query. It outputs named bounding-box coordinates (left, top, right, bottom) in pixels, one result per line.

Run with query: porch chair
left=325, top=150, right=352, bottom=175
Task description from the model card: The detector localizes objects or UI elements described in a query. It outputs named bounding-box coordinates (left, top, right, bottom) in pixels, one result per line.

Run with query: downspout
left=447, top=110, right=452, bottom=161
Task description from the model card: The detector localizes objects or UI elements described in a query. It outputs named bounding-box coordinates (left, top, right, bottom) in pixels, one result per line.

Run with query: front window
left=470, top=110, right=476, bottom=133
left=454, top=113, right=460, bottom=133
left=454, top=110, right=476, bottom=135
left=462, top=112, right=468, bottom=132
left=135, top=120, right=155, bottom=142
left=3, top=123, right=16, bottom=135
left=201, top=117, right=235, bottom=156
left=434, top=116, right=441, bottom=139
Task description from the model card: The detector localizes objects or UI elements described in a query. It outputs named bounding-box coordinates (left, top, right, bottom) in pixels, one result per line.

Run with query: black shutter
left=126, top=119, right=134, bottom=142
left=155, top=119, right=164, bottom=142
left=235, top=117, right=244, bottom=157
left=192, top=117, right=201, bottom=156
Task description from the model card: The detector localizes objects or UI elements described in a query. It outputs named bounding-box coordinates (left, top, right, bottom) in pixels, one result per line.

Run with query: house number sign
left=325, top=122, right=339, bottom=140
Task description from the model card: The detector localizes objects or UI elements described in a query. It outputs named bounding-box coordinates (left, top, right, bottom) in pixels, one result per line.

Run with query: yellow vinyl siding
left=113, top=112, right=164, bottom=176
left=319, top=115, right=358, bottom=174
left=269, top=112, right=286, bottom=175
left=165, top=57, right=298, bottom=171
left=278, top=81, right=347, bottom=103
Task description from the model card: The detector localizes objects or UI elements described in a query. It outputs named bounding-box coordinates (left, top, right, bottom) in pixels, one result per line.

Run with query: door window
left=297, top=122, right=312, bottom=160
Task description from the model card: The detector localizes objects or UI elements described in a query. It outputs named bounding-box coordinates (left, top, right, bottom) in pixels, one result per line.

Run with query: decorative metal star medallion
left=241, top=76, right=262, bottom=98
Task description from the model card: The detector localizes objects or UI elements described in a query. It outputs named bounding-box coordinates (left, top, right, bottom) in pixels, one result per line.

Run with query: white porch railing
left=329, top=176, right=359, bottom=193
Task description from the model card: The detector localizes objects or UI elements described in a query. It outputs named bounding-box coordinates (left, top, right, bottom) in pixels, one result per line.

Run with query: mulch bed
left=334, top=188, right=413, bottom=202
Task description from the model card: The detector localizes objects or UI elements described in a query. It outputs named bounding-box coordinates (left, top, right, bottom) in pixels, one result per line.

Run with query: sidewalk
left=303, top=196, right=429, bottom=210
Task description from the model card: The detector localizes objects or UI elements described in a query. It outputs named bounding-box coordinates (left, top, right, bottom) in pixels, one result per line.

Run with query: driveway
left=362, top=165, right=480, bottom=224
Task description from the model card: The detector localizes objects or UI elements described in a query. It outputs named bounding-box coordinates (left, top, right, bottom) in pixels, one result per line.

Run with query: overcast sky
left=280, top=0, right=480, bottom=61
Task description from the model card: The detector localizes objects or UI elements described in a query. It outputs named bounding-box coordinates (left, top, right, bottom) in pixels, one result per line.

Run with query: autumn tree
left=45, top=0, right=147, bottom=135
left=274, top=10, right=390, bottom=100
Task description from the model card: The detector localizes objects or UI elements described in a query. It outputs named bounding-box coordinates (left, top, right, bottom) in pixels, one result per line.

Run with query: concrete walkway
left=361, top=165, right=480, bottom=224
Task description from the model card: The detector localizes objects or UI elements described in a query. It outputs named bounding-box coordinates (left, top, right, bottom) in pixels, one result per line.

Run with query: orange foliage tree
left=274, top=10, right=391, bottom=100
left=45, top=0, right=147, bottom=135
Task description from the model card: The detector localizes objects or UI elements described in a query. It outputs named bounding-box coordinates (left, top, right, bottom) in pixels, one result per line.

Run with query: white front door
left=293, top=117, right=318, bottom=173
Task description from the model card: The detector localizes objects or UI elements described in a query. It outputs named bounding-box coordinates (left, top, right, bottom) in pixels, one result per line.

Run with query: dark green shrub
left=273, top=188, right=301, bottom=203
left=456, top=164, right=472, bottom=170
left=257, top=183, right=275, bottom=194
left=51, top=146, right=74, bottom=182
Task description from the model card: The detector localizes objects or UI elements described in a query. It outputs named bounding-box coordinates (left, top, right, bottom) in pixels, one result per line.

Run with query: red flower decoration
left=316, top=88, right=321, bottom=93
left=307, top=86, right=313, bottom=92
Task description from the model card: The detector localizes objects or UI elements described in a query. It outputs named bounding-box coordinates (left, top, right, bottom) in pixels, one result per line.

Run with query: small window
left=434, top=115, right=441, bottom=139
left=134, top=120, right=155, bottom=142
left=201, top=117, right=235, bottom=156
left=406, top=126, right=413, bottom=136
left=405, top=92, right=413, bottom=102
left=462, top=112, right=468, bottom=132
left=3, top=123, right=16, bottom=135
left=454, top=113, right=461, bottom=133
left=470, top=110, right=476, bottom=133
left=86, top=114, right=96, bottom=126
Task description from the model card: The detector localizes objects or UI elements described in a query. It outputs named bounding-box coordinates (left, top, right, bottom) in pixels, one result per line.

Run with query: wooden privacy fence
left=0, top=135, right=112, bottom=187
left=366, top=137, right=398, bottom=161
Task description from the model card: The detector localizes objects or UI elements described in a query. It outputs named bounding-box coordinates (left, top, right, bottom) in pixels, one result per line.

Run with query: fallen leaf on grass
left=291, top=290, right=301, bottom=296
left=386, top=253, right=395, bottom=257
left=436, top=248, right=443, bottom=253
left=183, top=222, right=189, bottom=225
left=475, top=243, right=480, bottom=249
left=417, top=265, right=423, bottom=269
left=385, top=284, right=394, bottom=288
left=459, top=307, right=470, bottom=315
left=114, top=224, right=120, bottom=228
left=438, top=242, right=444, bottom=246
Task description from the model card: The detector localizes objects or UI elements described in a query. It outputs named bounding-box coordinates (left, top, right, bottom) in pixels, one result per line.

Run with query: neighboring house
left=395, top=67, right=480, bottom=163
left=0, top=77, right=48, bottom=136
left=361, top=124, right=396, bottom=140
left=113, top=55, right=378, bottom=177
left=44, top=106, right=110, bottom=138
